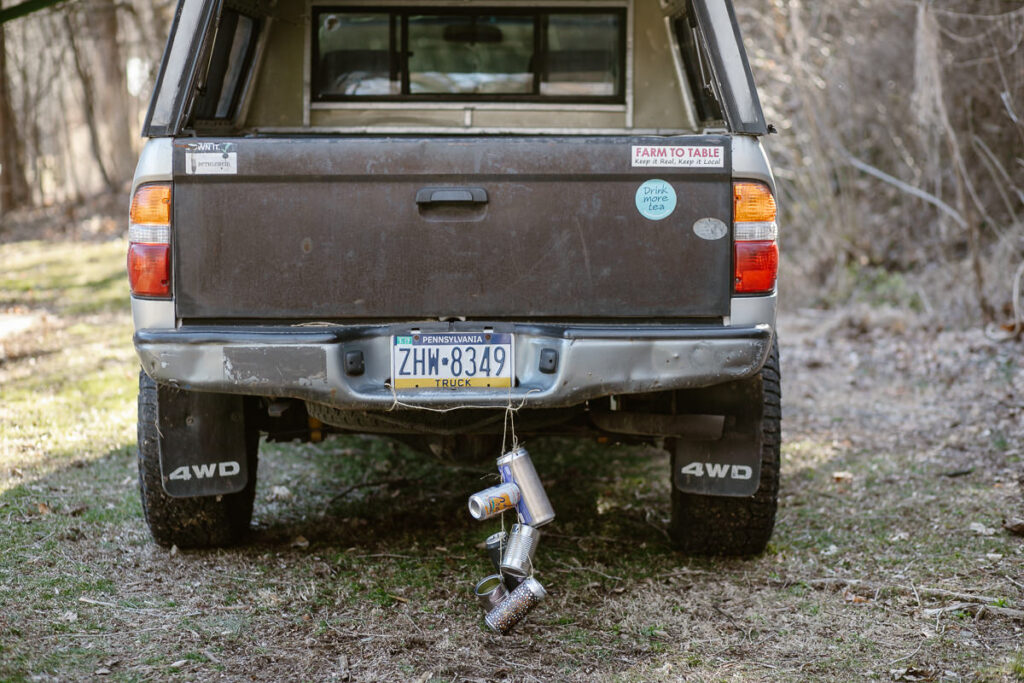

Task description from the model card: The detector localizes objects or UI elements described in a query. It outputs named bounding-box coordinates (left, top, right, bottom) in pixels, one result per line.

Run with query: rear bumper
left=134, top=322, right=774, bottom=410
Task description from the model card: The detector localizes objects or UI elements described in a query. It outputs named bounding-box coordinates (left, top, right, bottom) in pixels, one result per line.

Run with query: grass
left=0, top=239, right=136, bottom=480
left=1, top=237, right=1023, bottom=680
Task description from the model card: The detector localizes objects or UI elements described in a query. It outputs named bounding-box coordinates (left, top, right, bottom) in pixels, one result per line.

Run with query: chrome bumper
left=134, top=323, right=775, bottom=409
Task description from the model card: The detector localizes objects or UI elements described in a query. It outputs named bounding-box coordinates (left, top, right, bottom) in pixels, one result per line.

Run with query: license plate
left=391, top=332, right=514, bottom=389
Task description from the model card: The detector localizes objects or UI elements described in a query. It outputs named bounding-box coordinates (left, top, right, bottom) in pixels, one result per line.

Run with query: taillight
left=733, top=182, right=779, bottom=294
left=128, top=183, right=171, bottom=298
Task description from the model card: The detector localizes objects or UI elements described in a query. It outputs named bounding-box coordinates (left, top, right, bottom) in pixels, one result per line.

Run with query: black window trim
left=686, top=0, right=767, bottom=135
left=192, top=10, right=264, bottom=123
left=310, top=5, right=628, bottom=105
left=143, top=0, right=221, bottom=137
left=673, top=13, right=724, bottom=126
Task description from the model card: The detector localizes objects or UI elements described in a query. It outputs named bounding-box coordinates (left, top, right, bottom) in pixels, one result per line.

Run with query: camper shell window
left=193, top=10, right=262, bottom=122
left=311, top=7, right=627, bottom=103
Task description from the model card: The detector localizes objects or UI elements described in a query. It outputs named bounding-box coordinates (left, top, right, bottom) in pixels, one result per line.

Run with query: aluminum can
left=474, top=575, right=509, bottom=611
left=500, top=523, right=540, bottom=578
left=496, top=447, right=555, bottom=527
left=484, top=530, right=508, bottom=574
left=468, top=482, right=521, bottom=521
left=485, top=530, right=523, bottom=591
left=484, top=577, right=547, bottom=635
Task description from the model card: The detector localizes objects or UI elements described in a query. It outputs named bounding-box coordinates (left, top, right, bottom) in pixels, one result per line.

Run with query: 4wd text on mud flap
left=168, top=461, right=241, bottom=481
left=680, top=462, right=753, bottom=480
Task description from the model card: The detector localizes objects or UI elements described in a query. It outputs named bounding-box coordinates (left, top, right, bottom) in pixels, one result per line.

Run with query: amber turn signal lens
left=733, top=182, right=776, bottom=223
left=130, top=184, right=172, bottom=226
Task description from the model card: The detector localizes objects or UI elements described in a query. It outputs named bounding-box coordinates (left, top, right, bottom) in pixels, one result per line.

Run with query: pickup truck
left=128, top=0, right=781, bottom=555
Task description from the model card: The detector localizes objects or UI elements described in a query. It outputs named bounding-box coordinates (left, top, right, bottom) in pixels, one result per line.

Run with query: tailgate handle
left=416, top=187, right=488, bottom=205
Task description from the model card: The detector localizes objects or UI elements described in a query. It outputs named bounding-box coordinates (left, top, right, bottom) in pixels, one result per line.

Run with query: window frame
left=684, top=0, right=767, bottom=135
left=310, top=5, right=629, bottom=105
left=143, top=0, right=220, bottom=137
left=673, top=13, right=724, bottom=126
left=191, top=9, right=263, bottom=123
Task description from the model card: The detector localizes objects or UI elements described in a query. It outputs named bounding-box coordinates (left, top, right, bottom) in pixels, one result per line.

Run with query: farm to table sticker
left=632, top=145, right=724, bottom=168
left=635, top=179, right=677, bottom=221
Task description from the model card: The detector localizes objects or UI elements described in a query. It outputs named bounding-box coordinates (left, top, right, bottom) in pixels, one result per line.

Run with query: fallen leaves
left=1002, top=517, right=1024, bottom=536
left=93, top=659, right=119, bottom=677
left=268, top=486, right=293, bottom=502
left=968, top=522, right=997, bottom=536
left=832, top=471, right=854, bottom=484
left=890, top=667, right=940, bottom=681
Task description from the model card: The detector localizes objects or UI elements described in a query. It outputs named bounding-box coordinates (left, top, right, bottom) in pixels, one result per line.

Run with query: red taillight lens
left=734, top=241, right=779, bottom=294
left=128, top=182, right=171, bottom=298
left=127, top=243, right=170, bottom=297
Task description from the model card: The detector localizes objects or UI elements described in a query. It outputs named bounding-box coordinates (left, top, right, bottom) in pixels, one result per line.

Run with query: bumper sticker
left=185, top=152, right=237, bottom=175
left=631, top=145, right=724, bottom=168
left=635, top=179, right=677, bottom=221
left=183, top=142, right=238, bottom=175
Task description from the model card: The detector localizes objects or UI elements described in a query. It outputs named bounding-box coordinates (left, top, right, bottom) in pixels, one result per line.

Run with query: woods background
left=0, top=0, right=1022, bottom=327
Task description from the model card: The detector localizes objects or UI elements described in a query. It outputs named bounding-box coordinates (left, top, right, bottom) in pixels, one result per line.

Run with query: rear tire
left=137, top=371, right=258, bottom=548
left=668, top=340, right=780, bottom=555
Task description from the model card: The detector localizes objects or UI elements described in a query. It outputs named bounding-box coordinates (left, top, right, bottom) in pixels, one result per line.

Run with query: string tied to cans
left=468, top=446, right=555, bottom=634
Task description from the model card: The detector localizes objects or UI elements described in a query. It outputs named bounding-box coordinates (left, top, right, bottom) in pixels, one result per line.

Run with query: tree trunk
left=64, top=11, right=116, bottom=194
left=62, top=0, right=133, bottom=193
left=0, top=3, right=31, bottom=212
left=81, top=0, right=133, bottom=182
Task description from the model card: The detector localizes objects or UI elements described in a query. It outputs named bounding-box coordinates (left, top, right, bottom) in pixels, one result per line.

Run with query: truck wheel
left=668, top=341, right=780, bottom=555
left=136, top=371, right=258, bottom=548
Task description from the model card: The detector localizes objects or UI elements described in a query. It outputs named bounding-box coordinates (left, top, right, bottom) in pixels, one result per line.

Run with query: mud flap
left=673, top=420, right=762, bottom=496
left=157, top=384, right=249, bottom=498
left=672, top=375, right=764, bottom=498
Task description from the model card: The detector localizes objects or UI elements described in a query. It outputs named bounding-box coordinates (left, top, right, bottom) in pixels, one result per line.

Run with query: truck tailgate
left=171, top=136, right=733, bottom=320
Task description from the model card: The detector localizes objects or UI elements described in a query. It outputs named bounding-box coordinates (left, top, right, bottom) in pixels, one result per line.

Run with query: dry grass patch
left=1, top=241, right=1022, bottom=681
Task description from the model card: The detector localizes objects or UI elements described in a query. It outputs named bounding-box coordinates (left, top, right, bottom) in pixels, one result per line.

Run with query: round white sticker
left=635, top=179, right=677, bottom=221
left=693, top=217, right=729, bottom=241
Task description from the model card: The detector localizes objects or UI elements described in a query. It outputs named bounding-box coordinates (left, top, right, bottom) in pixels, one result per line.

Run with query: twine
left=382, top=379, right=539, bottom=578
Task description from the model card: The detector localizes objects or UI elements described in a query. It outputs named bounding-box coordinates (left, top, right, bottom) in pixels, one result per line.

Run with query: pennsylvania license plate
left=391, top=332, right=514, bottom=389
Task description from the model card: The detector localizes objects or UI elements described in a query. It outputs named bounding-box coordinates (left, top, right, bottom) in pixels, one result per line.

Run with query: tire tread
left=668, top=340, right=781, bottom=556
left=137, top=372, right=258, bottom=548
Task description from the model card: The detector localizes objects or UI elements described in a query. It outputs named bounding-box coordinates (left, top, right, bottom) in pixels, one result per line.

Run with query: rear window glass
left=674, top=15, right=723, bottom=124
left=312, top=7, right=626, bottom=103
left=193, top=10, right=261, bottom=121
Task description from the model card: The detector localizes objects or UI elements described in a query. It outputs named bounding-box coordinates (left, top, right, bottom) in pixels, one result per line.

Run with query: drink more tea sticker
left=635, top=179, right=677, bottom=221
left=631, top=145, right=724, bottom=168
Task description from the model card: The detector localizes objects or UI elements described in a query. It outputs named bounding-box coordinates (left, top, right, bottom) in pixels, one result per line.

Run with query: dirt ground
left=1, top=234, right=1023, bottom=681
